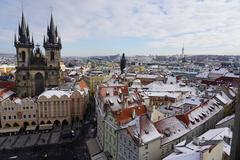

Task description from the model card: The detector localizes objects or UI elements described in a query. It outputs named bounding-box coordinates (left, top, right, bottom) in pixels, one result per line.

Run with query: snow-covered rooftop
left=210, top=68, right=228, bottom=75
left=216, top=114, right=235, bottom=126
left=154, top=116, right=190, bottom=145
left=39, top=90, right=71, bottom=98
left=195, top=71, right=209, bottom=79
left=164, top=127, right=232, bottom=160
left=123, top=115, right=163, bottom=145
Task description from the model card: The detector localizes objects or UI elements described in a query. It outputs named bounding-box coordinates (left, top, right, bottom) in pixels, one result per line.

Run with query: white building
left=164, top=127, right=232, bottom=160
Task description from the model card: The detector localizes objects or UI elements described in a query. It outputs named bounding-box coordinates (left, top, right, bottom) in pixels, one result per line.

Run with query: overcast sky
left=0, top=0, right=240, bottom=56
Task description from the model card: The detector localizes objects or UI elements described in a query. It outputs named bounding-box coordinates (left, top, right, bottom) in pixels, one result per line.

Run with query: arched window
left=50, top=52, right=54, bottom=61
left=22, top=51, right=26, bottom=62
left=26, top=72, right=30, bottom=79
left=45, top=72, right=48, bottom=79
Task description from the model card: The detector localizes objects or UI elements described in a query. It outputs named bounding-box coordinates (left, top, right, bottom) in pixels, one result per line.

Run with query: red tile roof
left=99, top=86, right=128, bottom=97
left=78, top=80, right=89, bottom=90
left=113, top=105, right=146, bottom=124
left=176, top=99, right=210, bottom=126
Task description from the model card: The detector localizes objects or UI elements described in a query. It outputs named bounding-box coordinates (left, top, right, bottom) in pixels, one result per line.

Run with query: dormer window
left=117, top=98, right=122, bottom=104
left=190, top=120, right=195, bottom=125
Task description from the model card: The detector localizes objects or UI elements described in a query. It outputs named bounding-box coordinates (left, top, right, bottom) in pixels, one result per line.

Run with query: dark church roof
left=14, top=12, right=34, bottom=48
left=44, top=13, right=62, bottom=49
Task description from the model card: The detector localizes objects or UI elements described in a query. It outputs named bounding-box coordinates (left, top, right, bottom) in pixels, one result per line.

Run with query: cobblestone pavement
left=0, top=99, right=97, bottom=160
left=0, top=121, right=95, bottom=160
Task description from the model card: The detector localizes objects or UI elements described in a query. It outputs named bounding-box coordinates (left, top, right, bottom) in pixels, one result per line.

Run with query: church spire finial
left=14, top=33, right=17, bottom=45
left=32, top=35, right=34, bottom=45
left=44, top=11, right=61, bottom=49
left=15, top=10, right=33, bottom=48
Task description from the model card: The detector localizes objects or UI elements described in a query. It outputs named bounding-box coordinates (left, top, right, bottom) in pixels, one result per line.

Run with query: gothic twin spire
left=15, top=11, right=61, bottom=49
left=14, top=12, right=33, bottom=47
left=44, top=13, right=62, bottom=49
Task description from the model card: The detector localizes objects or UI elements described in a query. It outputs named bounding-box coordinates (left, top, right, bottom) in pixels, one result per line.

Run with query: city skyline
left=1, top=0, right=240, bottom=56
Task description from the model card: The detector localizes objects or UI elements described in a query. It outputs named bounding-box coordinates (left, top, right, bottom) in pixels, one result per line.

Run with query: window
left=145, top=144, right=148, bottom=150
left=13, top=115, right=16, bottom=119
left=50, top=52, right=55, bottom=61
left=134, top=145, right=137, bottom=150
left=33, top=114, right=36, bottom=118
left=3, top=116, right=6, bottom=120
left=124, top=137, right=126, bottom=143
left=23, top=115, right=26, bottom=118
left=8, top=116, right=11, bottom=119
left=26, top=72, right=30, bottom=79
left=28, top=115, right=31, bottom=118
left=21, top=51, right=26, bottom=62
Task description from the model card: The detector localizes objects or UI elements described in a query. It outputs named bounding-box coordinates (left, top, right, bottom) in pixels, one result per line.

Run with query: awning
left=26, top=125, right=37, bottom=131
left=39, top=124, right=53, bottom=130
left=0, top=127, right=20, bottom=133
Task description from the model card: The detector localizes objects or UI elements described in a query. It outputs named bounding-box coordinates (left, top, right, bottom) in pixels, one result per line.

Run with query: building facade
left=37, top=89, right=89, bottom=125
left=0, top=97, right=37, bottom=128
left=0, top=88, right=89, bottom=128
left=14, top=12, right=63, bottom=97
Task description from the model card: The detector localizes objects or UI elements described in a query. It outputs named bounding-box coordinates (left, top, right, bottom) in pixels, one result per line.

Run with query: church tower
left=44, top=13, right=62, bottom=68
left=15, top=12, right=63, bottom=98
left=43, top=13, right=63, bottom=88
left=15, top=12, right=34, bottom=67
left=15, top=12, right=34, bottom=97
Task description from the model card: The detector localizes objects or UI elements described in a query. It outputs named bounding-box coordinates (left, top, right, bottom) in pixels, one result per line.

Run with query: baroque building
left=14, top=12, right=63, bottom=97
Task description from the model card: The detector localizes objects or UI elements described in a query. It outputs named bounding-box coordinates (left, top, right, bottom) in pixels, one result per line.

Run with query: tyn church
left=14, top=12, right=64, bottom=97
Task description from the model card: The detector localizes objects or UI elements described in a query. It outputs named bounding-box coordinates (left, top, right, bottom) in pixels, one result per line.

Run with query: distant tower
left=120, top=53, right=126, bottom=74
left=182, top=44, right=184, bottom=57
left=182, top=43, right=186, bottom=63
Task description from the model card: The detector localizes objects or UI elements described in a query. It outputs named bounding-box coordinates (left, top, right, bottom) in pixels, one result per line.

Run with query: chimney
left=193, top=137, right=200, bottom=146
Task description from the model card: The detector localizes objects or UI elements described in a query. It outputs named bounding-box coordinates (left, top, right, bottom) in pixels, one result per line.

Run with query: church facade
left=14, top=12, right=64, bottom=97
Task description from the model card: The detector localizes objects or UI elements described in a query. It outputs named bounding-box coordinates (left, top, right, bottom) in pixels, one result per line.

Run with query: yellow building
left=0, top=97, right=37, bottom=128
left=83, top=70, right=112, bottom=96
left=0, top=65, right=15, bottom=75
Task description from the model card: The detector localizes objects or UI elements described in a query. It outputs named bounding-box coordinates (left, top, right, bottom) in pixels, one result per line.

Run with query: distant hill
left=0, top=53, right=15, bottom=57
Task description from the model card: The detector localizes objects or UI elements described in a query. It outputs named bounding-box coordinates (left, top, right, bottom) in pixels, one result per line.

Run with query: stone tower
left=43, top=13, right=63, bottom=89
left=120, top=53, right=126, bottom=74
left=15, top=12, right=63, bottom=97
left=44, top=13, right=62, bottom=68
